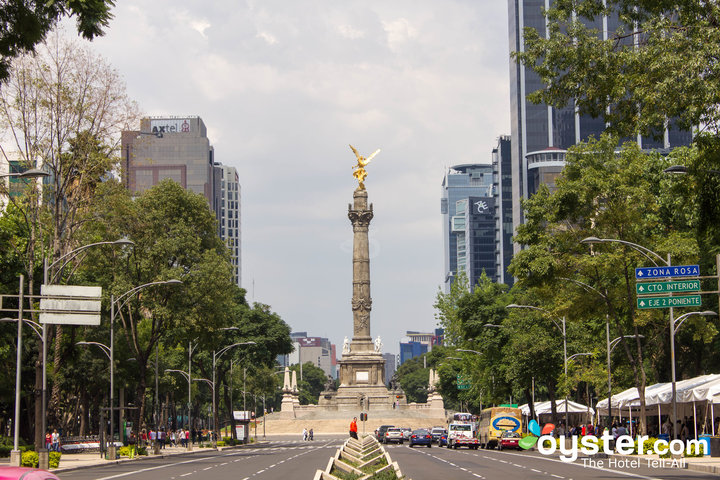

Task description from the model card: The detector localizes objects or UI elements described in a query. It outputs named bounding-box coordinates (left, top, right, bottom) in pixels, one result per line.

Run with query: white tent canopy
left=520, top=399, right=595, bottom=417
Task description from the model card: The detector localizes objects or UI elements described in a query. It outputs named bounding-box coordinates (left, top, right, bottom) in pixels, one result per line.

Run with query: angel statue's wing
left=349, top=144, right=361, bottom=159
left=365, top=149, right=381, bottom=164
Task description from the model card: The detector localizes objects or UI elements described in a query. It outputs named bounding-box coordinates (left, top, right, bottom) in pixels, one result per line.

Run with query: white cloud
left=79, top=0, right=511, bottom=354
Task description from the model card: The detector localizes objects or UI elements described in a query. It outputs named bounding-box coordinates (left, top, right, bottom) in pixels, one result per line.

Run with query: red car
left=498, top=431, right=521, bottom=450
left=0, top=467, right=62, bottom=480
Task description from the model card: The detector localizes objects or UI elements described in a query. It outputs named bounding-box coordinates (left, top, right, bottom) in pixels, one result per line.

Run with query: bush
left=49, top=452, right=61, bottom=469
left=21, top=451, right=39, bottom=468
left=0, top=444, right=11, bottom=458
left=216, top=441, right=225, bottom=447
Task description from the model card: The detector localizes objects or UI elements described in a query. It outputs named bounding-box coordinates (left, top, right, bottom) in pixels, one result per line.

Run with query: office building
left=216, top=164, right=241, bottom=286
left=382, top=353, right=396, bottom=386
left=122, top=116, right=241, bottom=287
left=284, top=332, right=337, bottom=379
left=441, top=164, right=498, bottom=291
left=508, top=1, right=692, bottom=238
left=399, top=329, right=444, bottom=365
left=492, top=135, right=514, bottom=286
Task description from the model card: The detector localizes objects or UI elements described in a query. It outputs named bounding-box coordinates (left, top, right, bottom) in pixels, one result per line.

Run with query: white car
left=401, top=427, right=412, bottom=440
left=384, top=427, right=405, bottom=444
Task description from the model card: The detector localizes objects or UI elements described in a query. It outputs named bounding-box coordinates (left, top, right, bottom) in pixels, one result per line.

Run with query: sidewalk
left=1, top=443, right=261, bottom=474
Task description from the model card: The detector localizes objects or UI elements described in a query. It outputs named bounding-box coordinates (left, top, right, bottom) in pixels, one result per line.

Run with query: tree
left=513, top=1, right=720, bottom=137
left=289, top=363, right=328, bottom=405
left=0, top=33, right=139, bottom=443
left=0, top=1, right=115, bottom=82
left=434, top=270, right=470, bottom=346
left=508, top=134, right=715, bottom=434
left=395, top=356, right=429, bottom=404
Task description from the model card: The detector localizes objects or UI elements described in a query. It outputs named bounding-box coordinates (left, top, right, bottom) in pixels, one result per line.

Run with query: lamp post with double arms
left=211, top=341, right=255, bottom=447
left=41, top=239, right=133, bottom=460
left=506, top=304, right=568, bottom=430
left=105, top=280, right=182, bottom=456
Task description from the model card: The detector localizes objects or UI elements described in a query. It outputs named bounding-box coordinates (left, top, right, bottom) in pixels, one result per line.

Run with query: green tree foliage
left=434, top=270, right=469, bottom=346
left=513, top=0, right=720, bottom=136
left=289, top=362, right=328, bottom=405
left=0, top=1, right=115, bottom=82
left=507, top=134, right=717, bottom=433
left=395, top=355, right=429, bottom=404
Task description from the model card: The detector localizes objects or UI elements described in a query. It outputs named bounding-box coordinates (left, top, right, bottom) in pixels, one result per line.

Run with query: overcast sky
left=78, top=0, right=511, bottom=356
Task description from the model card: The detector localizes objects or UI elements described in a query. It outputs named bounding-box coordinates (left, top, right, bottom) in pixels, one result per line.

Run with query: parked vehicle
left=384, top=427, right=404, bottom=444
left=498, top=430, right=521, bottom=450
left=408, top=429, right=433, bottom=448
left=401, top=427, right=412, bottom=440
left=438, top=431, right=448, bottom=447
left=447, top=422, right=479, bottom=449
left=376, top=425, right=395, bottom=443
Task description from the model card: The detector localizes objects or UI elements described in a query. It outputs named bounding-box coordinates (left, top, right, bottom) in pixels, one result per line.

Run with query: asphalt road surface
left=58, top=436, right=720, bottom=480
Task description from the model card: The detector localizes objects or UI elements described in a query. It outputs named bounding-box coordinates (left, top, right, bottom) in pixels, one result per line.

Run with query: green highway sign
left=636, top=280, right=701, bottom=295
left=637, top=295, right=702, bottom=309
left=456, top=374, right=471, bottom=390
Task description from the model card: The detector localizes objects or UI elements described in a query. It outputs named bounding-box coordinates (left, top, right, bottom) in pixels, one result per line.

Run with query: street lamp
left=507, top=303, right=569, bottom=430
left=40, top=238, right=134, bottom=460
left=0, top=168, right=49, bottom=180
left=670, top=311, right=717, bottom=438
left=456, top=349, right=482, bottom=356
left=211, top=341, right=255, bottom=447
left=663, top=165, right=720, bottom=175
left=96, top=279, right=182, bottom=457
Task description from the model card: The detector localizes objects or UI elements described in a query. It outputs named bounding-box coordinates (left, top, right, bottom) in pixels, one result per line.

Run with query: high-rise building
left=216, top=164, right=241, bottom=286
left=508, top=1, right=692, bottom=238
left=285, top=332, right=337, bottom=379
left=441, top=164, right=498, bottom=290
left=122, top=116, right=241, bottom=287
left=492, top=135, right=514, bottom=286
left=382, top=353, right=396, bottom=386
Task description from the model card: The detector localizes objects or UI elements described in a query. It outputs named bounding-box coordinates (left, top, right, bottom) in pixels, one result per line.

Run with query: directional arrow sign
left=636, top=280, right=701, bottom=295
left=635, top=265, right=699, bottom=279
left=637, top=295, right=702, bottom=309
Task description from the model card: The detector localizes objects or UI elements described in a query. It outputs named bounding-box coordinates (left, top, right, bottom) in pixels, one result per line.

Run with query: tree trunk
left=524, top=387, right=536, bottom=423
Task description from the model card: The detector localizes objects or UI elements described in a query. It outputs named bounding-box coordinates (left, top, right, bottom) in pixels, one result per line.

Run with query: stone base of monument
left=279, top=393, right=297, bottom=418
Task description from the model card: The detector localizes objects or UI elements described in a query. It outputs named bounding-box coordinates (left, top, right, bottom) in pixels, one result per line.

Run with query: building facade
left=441, top=164, right=499, bottom=290
left=492, top=135, right=514, bottom=286
left=284, top=332, right=337, bottom=379
left=122, top=116, right=241, bottom=287
left=382, top=353, right=396, bottom=386
left=508, top=1, right=693, bottom=239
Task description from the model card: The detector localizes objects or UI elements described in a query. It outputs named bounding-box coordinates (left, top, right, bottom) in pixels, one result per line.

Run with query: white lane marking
left=220, top=462, right=228, bottom=466
left=531, top=468, right=542, bottom=472
left=479, top=450, right=663, bottom=480
left=179, top=474, right=192, bottom=477
left=96, top=456, right=215, bottom=480
left=202, top=467, right=212, bottom=471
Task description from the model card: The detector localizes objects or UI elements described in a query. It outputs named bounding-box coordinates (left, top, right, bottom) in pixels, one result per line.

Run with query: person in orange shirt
left=349, top=417, right=358, bottom=439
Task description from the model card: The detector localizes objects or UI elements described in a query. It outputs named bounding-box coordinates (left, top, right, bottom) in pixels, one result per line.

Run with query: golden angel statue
left=350, top=144, right=380, bottom=190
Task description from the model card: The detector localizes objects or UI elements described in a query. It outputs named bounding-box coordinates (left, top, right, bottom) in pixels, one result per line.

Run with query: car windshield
left=450, top=424, right=472, bottom=432
left=388, top=428, right=401, bottom=432
left=413, top=429, right=429, bottom=435
left=502, top=431, right=520, bottom=438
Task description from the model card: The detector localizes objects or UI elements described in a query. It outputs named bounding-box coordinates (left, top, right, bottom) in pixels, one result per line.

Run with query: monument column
left=348, top=188, right=373, bottom=351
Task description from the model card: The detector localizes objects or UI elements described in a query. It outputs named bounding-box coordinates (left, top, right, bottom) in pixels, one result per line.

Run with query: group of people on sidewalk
left=139, top=428, right=197, bottom=448
left=44, top=429, right=60, bottom=451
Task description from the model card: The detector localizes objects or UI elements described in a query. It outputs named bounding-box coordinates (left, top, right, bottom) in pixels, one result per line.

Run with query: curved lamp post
left=211, top=341, right=255, bottom=446
left=81, top=279, right=182, bottom=455
left=507, top=304, right=569, bottom=430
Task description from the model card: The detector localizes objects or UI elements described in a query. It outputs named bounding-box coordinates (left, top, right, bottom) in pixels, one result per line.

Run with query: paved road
left=386, top=442, right=719, bottom=480
left=58, top=436, right=720, bottom=480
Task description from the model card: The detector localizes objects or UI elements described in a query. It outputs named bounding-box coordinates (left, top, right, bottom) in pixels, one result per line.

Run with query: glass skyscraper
left=508, top=1, right=693, bottom=237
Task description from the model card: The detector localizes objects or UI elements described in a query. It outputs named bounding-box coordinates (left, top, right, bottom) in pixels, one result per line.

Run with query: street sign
left=637, top=295, right=702, bottom=309
left=456, top=374, right=471, bottom=390
left=635, top=265, right=699, bottom=279
left=39, top=285, right=102, bottom=325
left=636, top=280, right=701, bottom=295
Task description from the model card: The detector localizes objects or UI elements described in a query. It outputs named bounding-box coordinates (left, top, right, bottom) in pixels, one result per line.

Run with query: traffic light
left=360, top=413, right=368, bottom=421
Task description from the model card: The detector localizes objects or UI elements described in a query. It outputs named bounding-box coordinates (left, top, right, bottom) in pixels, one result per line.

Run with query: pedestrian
left=309, top=428, right=314, bottom=441
left=51, top=429, right=60, bottom=452
left=349, top=417, right=358, bottom=440
left=45, top=431, right=52, bottom=451
left=186, top=428, right=190, bottom=446
left=302, top=428, right=308, bottom=441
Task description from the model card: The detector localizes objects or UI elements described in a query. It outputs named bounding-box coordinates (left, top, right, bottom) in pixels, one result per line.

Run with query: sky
left=73, top=0, right=512, bottom=356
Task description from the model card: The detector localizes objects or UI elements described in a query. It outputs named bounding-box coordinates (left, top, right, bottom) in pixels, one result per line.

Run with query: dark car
left=376, top=425, right=395, bottom=443
left=430, top=427, right=447, bottom=443
left=438, top=431, right=448, bottom=447
left=498, top=430, right=521, bottom=450
left=0, top=467, right=62, bottom=480
left=409, top=428, right=433, bottom=448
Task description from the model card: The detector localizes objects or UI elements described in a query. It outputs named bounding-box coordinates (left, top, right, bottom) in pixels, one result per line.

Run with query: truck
left=476, top=406, right=522, bottom=449
left=447, top=422, right=479, bottom=449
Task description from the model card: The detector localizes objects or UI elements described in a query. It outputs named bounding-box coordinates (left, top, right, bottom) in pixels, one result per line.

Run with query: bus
left=477, top=406, right=522, bottom=449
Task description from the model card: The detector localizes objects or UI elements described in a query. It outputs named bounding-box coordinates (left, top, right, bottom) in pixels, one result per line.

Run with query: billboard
left=40, top=285, right=102, bottom=325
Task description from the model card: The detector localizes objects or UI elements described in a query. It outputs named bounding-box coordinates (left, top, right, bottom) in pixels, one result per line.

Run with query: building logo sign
left=474, top=200, right=489, bottom=213
left=150, top=119, right=191, bottom=134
